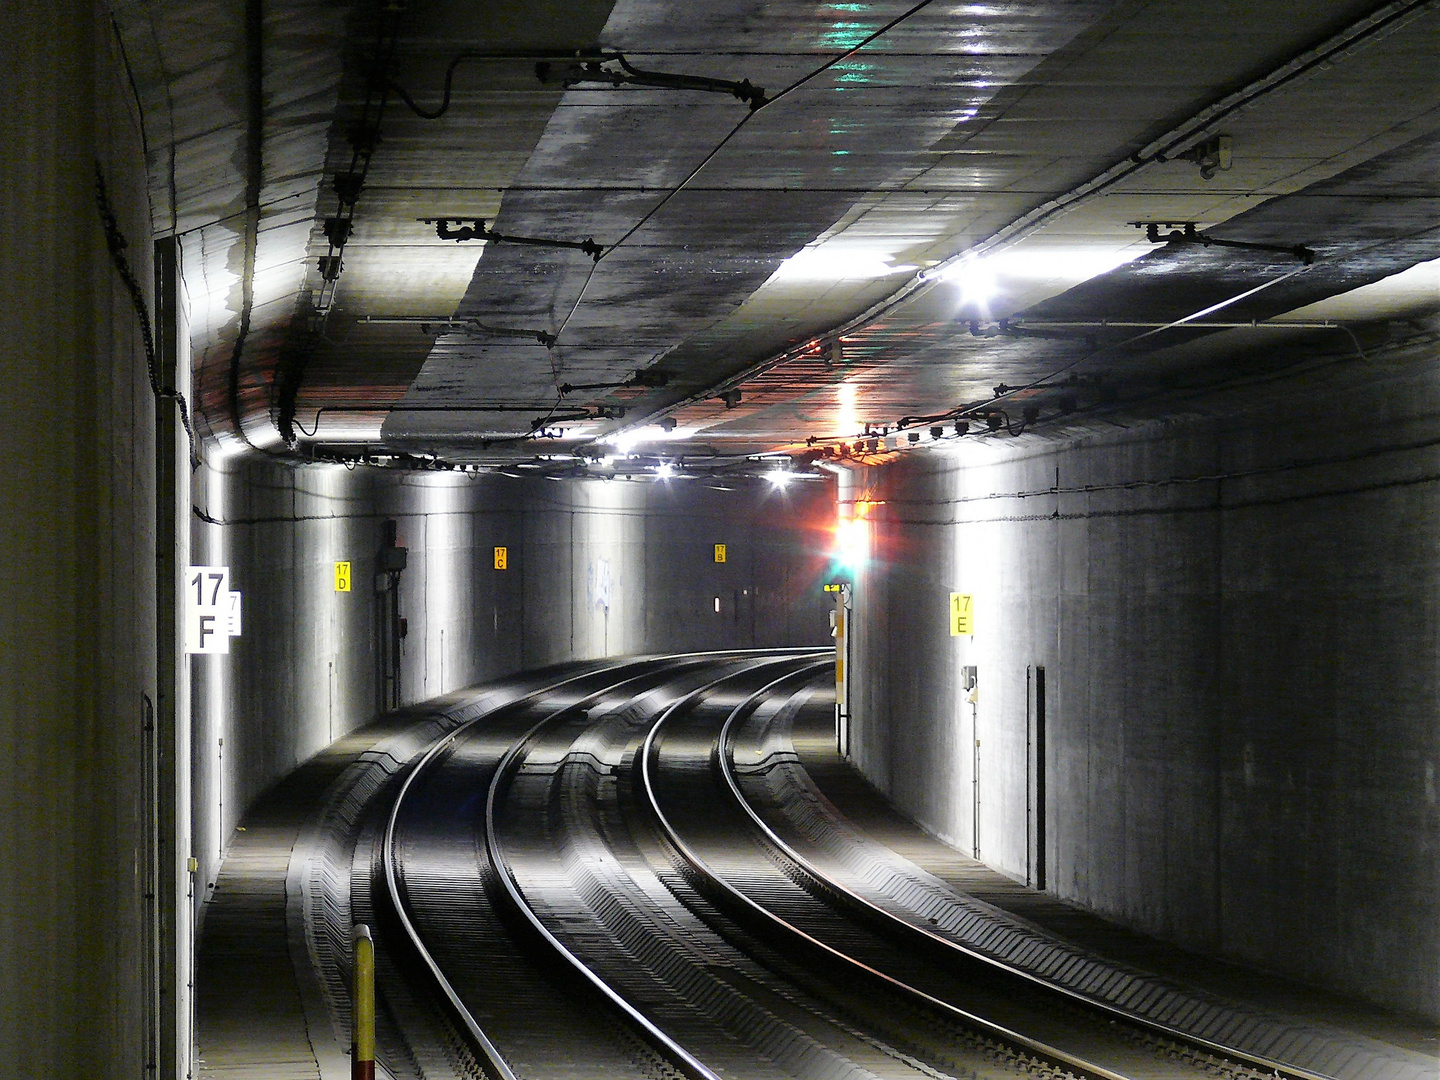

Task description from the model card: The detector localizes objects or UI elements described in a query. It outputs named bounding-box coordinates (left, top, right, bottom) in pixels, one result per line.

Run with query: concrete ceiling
left=113, top=0, right=1440, bottom=475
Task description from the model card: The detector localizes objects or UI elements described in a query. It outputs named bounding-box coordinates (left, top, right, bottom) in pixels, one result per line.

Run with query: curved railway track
left=367, top=652, right=1409, bottom=1080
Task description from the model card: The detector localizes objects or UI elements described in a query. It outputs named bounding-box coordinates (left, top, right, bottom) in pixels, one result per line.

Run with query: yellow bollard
left=352, top=924, right=375, bottom=1080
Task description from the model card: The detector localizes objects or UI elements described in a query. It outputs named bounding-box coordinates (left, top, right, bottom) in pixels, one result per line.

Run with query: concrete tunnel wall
left=0, top=2, right=174, bottom=1077
left=10, top=9, right=1440, bottom=1074
left=189, top=458, right=836, bottom=894
left=843, top=350, right=1440, bottom=1021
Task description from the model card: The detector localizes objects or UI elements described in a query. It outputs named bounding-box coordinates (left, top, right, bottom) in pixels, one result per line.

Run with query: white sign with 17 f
left=186, top=565, right=236, bottom=654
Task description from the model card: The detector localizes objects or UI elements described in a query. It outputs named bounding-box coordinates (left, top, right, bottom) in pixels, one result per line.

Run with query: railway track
left=368, top=653, right=1406, bottom=1080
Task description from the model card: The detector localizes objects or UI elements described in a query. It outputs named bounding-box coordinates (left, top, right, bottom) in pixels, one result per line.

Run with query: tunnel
left=5, top=1, right=1440, bottom=1077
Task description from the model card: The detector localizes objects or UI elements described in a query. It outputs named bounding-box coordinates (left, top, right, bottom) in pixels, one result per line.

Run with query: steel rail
left=382, top=650, right=801, bottom=1080
left=712, top=686, right=1337, bottom=1080
left=640, top=663, right=1141, bottom=1080
left=477, top=651, right=821, bottom=1080
left=382, top=660, right=664, bottom=1080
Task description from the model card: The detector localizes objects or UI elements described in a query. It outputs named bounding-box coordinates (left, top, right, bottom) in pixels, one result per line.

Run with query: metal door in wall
left=1027, top=665, right=1047, bottom=890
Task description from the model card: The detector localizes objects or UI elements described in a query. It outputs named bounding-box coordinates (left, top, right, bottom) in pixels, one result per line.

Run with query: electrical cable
left=385, top=50, right=615, bottom=120
left=94, top=165, right=201, bottom=471
left=293, top=408, right=327, bottom=438
left=278, top=4, right=404, bottom=447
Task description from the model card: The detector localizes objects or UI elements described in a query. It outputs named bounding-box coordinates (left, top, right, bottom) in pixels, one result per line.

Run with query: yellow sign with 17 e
left=949, top=592, right=974, bottom=636
left=335, top=561, right=352, bottom=592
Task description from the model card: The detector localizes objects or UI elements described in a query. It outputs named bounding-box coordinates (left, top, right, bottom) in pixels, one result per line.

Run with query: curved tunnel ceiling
left=113, top=0, right=1440, bottom=472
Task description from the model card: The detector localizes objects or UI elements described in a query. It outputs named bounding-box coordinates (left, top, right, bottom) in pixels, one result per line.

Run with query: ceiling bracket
left=1130, top=221, right=1315, bottom=264
left=535, top=53, right=767, bottom=111
left=422, top=217, right=603, bottom=261
left=558, top=370, right=670, bottom=396
left=1164, top=133, right=1232, bottom=179
left=359, top=314, right=555, bottom=346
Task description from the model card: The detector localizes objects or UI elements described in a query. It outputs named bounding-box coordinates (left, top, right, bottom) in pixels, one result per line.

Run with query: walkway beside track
left=193, top=661, right=616, bottom=1080
left=195, top=700, right=501, bottom=1080
left=194, top=753, right=346, bottom=1079
left=785, top=709, right=1440, bottom=1069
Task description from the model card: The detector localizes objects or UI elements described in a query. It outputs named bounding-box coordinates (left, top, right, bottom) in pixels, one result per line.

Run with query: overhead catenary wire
left=949, top=264, right=1316, bottom=417
left=797, top=262, right=1318, bottom=458
left=619, top=0, right=1440, bottom=443
left=550, top=0, right=943, bottom=347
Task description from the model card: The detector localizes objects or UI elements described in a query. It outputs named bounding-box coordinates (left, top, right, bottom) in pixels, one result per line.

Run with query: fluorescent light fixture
left=837, top=381, right=859, bottom=437
left=604, top=431, right=639, bottom=455
left=942, top=256, right=997, bottom=307
left=602, top=425, right=698, bottom=456
left=938, top=245, right=1144, bottom=290
left=934, top=244, right=1148, bottom=320
left=771, top=244, right=917, bottom=283
left=295, top=413, right=386, bottom=443
left=990, top=246, right=1144, bottom=281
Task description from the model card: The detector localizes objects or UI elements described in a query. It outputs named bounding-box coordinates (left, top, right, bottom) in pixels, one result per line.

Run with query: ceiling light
left=767, top=468, right=793, bottom=488
left=601, top=424, right=696, bottom=456
left=941, top=256, right=997, bottom=307
left=933, top=245, right=1146, bottom=313
left=656, top=462, right=675, bottom=480
left=834, top=515, right=869, bottom=571
left=987, top=246, right=1143, bottom=281
left=771, top=245, right=917, bottom=283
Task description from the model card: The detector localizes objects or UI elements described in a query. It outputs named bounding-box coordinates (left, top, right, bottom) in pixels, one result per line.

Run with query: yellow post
left=352, top=924, right=375, bottom=1080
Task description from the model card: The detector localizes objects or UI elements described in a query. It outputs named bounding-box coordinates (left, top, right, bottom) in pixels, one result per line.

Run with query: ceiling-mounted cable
left=95, top=165, right=201, bottom=470
left=358, top=314, right=556, bottom=345
left=277, top=0, right=404, bottom=447
left=889, top=264, right=1316, bottom=441
left=225, top=0, right=264, bottom=448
